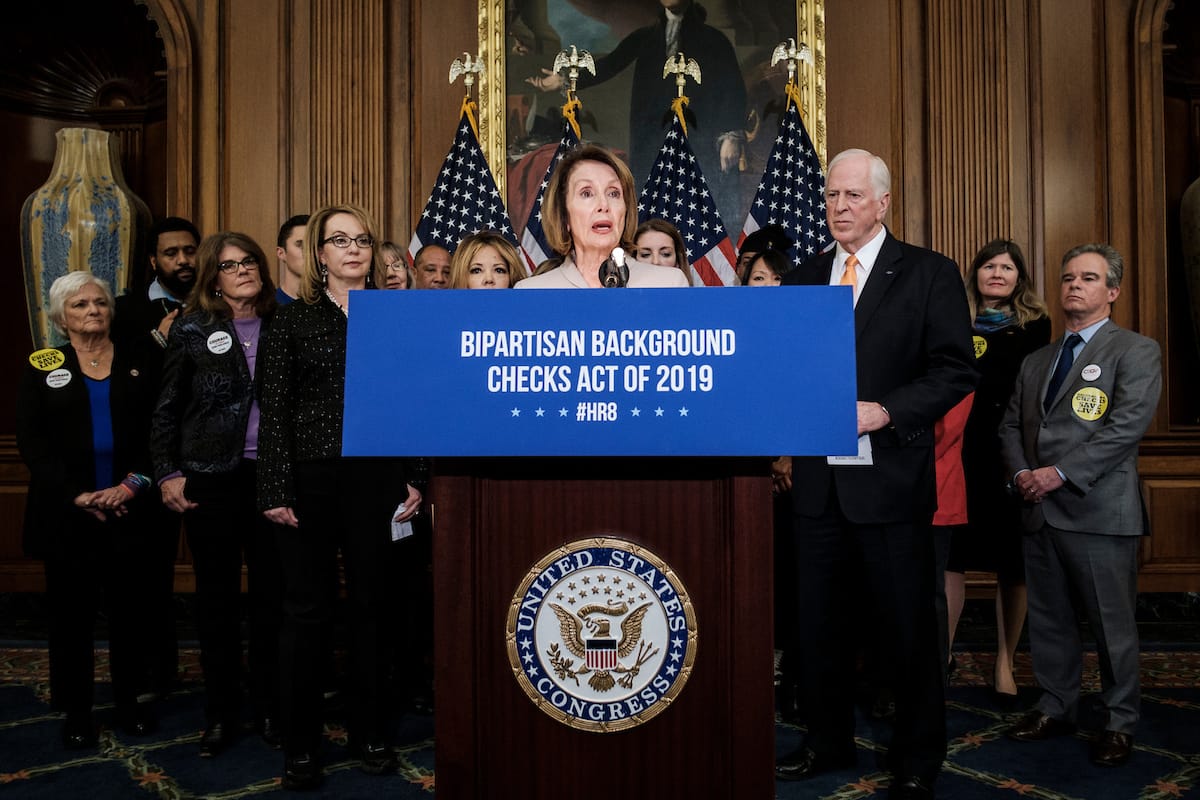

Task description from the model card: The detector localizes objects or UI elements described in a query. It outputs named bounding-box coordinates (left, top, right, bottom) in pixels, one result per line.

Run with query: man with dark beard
left=112, top=217, right=200, bottom=348
left=110, top=216, right=199, bottom=704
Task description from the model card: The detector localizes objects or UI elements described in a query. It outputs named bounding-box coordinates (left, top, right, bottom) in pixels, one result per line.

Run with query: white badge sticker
left=1080, top=363, right=1102, bottom=381
left=207, top=331, right=233, bottom=354
left=46, top=368, right=72, bottom=388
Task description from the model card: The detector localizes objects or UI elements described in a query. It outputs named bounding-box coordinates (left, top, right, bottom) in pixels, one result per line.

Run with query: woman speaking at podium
left=515, top=145, right=690, bottom=289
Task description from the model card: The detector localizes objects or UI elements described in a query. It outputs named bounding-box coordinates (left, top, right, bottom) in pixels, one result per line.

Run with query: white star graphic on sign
left=666, top=664, right=678, bottom=676
left=511, top=408, right=521, bottom=417
left=520, top=637, right=532, bottom=650
left=559, top=408, right=569, bottom=417
left=631, top=407, right=641, bottom=417
left=671, top=637, right=684, bottom=649
left=535, top=408, right=545, bottom=417
left=679, top=407, right=689, bottom=417
left=655, top=407, right=665, bottom=417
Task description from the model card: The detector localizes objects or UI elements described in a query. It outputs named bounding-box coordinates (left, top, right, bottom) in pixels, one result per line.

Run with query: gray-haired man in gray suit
left=999, top=243, right=1161, bottom=768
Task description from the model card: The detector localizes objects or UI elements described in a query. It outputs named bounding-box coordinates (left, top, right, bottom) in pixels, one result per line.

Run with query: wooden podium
left=432, top=457, right=776, bottom=799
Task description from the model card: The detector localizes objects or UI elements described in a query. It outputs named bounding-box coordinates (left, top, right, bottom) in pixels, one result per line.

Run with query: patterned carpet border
left=2, top=648, right=1199, bottom=798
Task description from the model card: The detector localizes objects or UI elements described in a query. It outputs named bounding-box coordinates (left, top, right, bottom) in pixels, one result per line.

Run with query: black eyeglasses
left=322, top=234, right=375, bottom=249
left=217, top=256, right=260, bottom=273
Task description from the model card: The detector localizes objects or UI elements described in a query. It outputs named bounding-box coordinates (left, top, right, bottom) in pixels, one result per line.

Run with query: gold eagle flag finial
left=551, top=45, right=596, bottom=99
left=448, top=52, right=485, bottom=97
left=770, top=38, right=813, bottom=110
left=448, top=52, right=486, bottom=136
left=663, top=53, right=702, bottom=135
left=551, top=45, right=595, bottom=139
left=663, top=52, right=702, bottom=98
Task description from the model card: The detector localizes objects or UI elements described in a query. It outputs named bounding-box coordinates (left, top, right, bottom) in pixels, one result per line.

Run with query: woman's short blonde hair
left=48, top=272, right=114, bottom=336
left=540, top=145, right=639, bottom=257
left=299, top=204, right=382, bottom=303
left=449, top=231, right=529, bottom=288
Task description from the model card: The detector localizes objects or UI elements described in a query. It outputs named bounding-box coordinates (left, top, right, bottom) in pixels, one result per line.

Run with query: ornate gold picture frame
left=476, top=0, right=825, bottom=232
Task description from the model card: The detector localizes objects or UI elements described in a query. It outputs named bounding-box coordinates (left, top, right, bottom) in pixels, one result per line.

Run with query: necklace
left=324, top=288, right=349, bottom=317
left=80, top=348, right=109, bottom=368
left=234, top=318, right=262, bottom=349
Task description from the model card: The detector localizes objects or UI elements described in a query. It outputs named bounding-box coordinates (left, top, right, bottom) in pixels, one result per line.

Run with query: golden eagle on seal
left=549, top=600, right=652, bottom=692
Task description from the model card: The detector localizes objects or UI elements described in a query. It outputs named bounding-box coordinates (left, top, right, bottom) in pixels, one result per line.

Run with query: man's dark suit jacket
left=782, top=231, right=978, bottom=524
left=112, top=292, right=182, bottom=347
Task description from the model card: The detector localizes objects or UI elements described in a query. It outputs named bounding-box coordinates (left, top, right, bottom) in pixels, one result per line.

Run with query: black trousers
left=276, top=458, right=404, bottom=754
left=44, top=509, right=158, bottom=717
left=793, top=486, right=947, bottom=784
left=390, top=513, right=434, bottom=693
left=144, top=504, right=179, bottom=695
left=183, top=459, right=283, bottom=724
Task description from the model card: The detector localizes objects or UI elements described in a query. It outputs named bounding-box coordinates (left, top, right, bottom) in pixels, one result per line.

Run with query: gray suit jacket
left=999, top=320, right=1161, bottom=536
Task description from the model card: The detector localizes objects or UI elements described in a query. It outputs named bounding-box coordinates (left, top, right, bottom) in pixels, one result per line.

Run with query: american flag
left=519, top=120, right=581, bottom=271
left=638, top=113, right=738, bottom=286
left=739, top=89, right=828, bottom=269
left=408, top=101, right=519, bottom=261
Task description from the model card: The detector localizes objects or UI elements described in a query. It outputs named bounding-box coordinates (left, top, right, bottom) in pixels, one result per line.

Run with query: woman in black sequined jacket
left=255, top=204, right=423, bottom=790
left=150, top=231, right=284, bottom=757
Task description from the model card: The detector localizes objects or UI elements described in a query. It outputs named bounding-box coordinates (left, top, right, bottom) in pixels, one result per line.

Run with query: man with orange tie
left=776, top=148, right=977, bottom=799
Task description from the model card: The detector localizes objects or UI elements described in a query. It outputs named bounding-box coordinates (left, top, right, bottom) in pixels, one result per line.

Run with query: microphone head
left=599, top=251, right=628, bottom=288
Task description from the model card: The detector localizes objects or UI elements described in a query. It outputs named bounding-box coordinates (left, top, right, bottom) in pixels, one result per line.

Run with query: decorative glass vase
left=20, top=127, right=151, bottom=349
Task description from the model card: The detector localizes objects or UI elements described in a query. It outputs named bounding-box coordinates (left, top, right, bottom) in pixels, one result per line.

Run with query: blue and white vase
left=20, top=127, right=151, bottom=349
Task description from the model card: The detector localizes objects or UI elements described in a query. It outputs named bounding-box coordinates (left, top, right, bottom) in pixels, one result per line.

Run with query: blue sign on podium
left=342, top=286, right=857, bottom=457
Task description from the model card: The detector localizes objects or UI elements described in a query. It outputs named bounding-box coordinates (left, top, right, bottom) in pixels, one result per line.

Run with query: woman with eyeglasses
left=379, top=241, right=411, bottom=289
left=257, top=204, right=422, bottom=790
left=150, top=232, right=283, bottom=757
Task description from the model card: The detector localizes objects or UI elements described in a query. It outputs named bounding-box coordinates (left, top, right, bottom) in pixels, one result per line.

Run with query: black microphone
left=599, top=247, right=629, bottom=288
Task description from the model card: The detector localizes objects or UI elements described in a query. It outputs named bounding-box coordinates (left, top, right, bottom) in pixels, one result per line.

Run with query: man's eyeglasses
left=322, top=234, right=375, bottom=249
left=217, top=256, right=260, bottom=273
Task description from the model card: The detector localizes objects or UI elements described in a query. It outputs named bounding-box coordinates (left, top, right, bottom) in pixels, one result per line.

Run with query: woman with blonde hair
left=449, top=230, right=528, bottom=288
left=257, top=204, right=423, bottom=789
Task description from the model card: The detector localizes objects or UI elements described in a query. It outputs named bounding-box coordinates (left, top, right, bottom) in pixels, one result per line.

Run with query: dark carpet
left=2, top=648, right=1199, bottom=798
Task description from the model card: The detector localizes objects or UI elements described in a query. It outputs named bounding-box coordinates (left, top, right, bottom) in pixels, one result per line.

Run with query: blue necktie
left=1043, top=333, right=1083, bottom=413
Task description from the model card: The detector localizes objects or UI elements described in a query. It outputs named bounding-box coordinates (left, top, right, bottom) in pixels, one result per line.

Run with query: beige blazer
left=514, top=255, right=690, bottom=289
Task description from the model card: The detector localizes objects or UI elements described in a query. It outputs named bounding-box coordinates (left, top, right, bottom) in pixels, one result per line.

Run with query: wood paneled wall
left=1, top=0, right=1196, bottom=591
left=177, top=0, right=465, bottom=257
left=924, top=0, right=1026, bottom=279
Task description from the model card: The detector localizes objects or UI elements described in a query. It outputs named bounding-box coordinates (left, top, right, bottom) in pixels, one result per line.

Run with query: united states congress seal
left=505, top=537, right=697, bottom=732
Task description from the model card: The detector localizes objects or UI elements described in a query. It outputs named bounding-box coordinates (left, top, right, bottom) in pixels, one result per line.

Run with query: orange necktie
left=841, top=254, right=859, bottom=293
